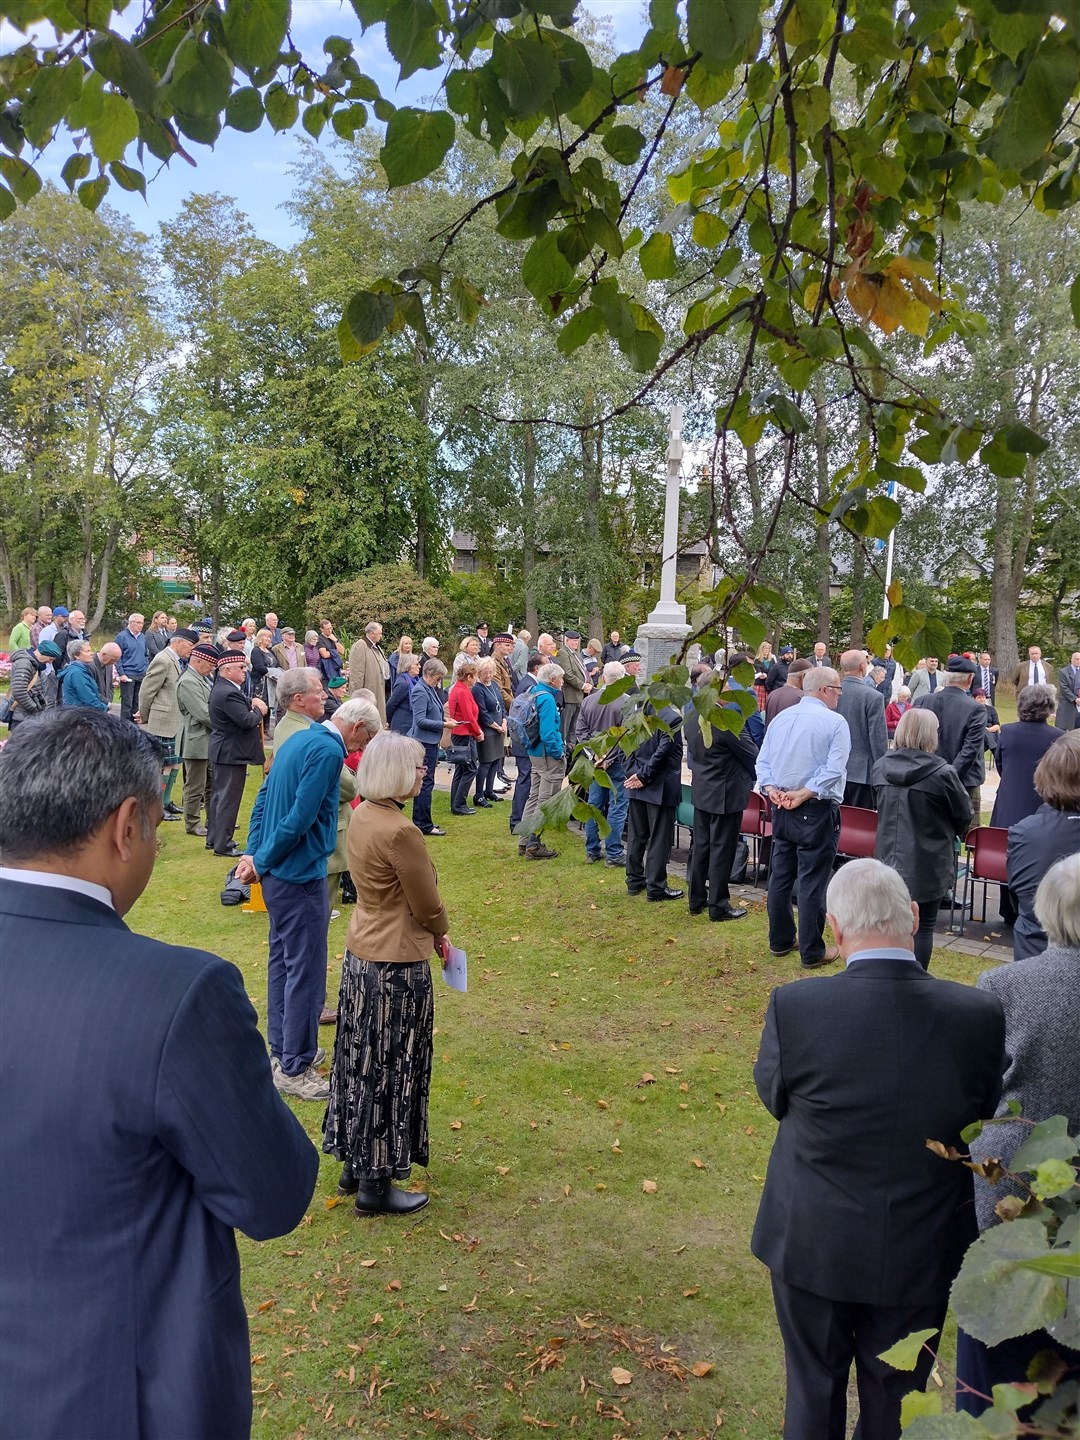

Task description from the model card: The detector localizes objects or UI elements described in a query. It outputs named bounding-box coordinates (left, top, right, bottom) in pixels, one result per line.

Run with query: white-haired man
left=752, top=858, right=1005, bottom=1440
left=113, top=613, right=148, bottom=723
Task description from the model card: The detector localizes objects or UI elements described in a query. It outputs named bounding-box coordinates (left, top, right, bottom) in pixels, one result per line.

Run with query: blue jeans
left=585, top=756, right=627, bottom=859
left=263, top=872, right=330, bottom=1076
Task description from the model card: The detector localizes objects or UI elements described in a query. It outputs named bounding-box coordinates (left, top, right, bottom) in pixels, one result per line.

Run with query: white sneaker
left=274, top=1062, right=330, bottom=1101
left=330, top=908, right=341, bottom=920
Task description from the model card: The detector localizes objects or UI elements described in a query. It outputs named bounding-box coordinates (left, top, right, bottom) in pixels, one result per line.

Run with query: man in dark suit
left=624, top=703, right=684, bottom=901
left=837, top=649, right=888, bottom=808
left=976, top=651, right=998, bottom=705
left=1056, top=651, right=1080, bottom=731
left=0, top=708, right=318, bottom=1440
left=914, top=654, right=987, bottom=811
left=207, top=648, right=268, bottom=857
left=685, top=687, right=759, bottom=920
left=752, top=858, right=1005, bottom=1440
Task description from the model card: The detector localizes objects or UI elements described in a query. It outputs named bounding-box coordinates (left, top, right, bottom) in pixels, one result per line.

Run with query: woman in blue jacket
left=408, top=658, right=448, bottom=836
left=387, top=654, right=421, bottom=734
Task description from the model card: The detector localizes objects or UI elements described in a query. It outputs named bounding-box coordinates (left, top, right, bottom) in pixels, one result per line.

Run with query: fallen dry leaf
left=665, top=1066, right=680, bottom=1074
left=691, top=1361, right=715, bottom=1377
left=256, top=1299, right=275, bottom=1313
left=638, top=1072, right=656, bottom=1086
left=449, top=1120, right=462, bottom=1131
left=679, top=1082, right=689, bottom=1093
left=495, top=1165, right=510, bottom=1176
left=691, top=1158, right=707, bottom=1170
left=596, top=1099, right=610, bottom=1110
left=611, top=1367, right=633, bottom=1386
left=611, top=1141, right=622, bottom=1154
left=385, top=1279, right=401, bottom=1292
left=642, top=1179, right=658, bottom=1194
left=325, top=1197, right=341, bottom=1210
left=683, top=1286, right=700, bottom=1298
left=359, top=1259, right=377, bottom=1268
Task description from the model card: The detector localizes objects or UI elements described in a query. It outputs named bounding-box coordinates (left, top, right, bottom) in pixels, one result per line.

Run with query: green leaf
left=522, top=231, right=575, bottom=304
left=951, top=1218, right=1067, bottom=1347
left=60, top=152, right=92, bottom=191
left=900, top=1391, right=942, bottom=1426
left=492, top=33, right=560, bottom=116
left=862, top=495, right=902, bottom=540
left=448, top=275, right=485, bottom=325
left=88, top=32, right=157, bottom=113
left=263, top=82, right=299, bottom=132
left=302, top=102, right=328, bottom=138
left=223, top=0, right=288, bottom=70
left=878, top=1328, right=939, bottom=1371
left=0, top=154, right=42, bottom=203
left=77, top=175, right=110, bottom=211
left=21, top=58, right=84, bottom=146
left=687, top=0, right=758, bottom=67
left=350, top=0, right=390, bottom=28
left=755, top=388, right=810, bottom=434
left=385, top=0, right=442, bottom=81
left=598, top=675, right=634, bottom=704
left=0, top=185, right=15, bottom=222
left=581, top=206, right=624, bottom=258
left=108, top=160, right=145, bottom=196
left=602, top=123, right=646, bottom=164
left=225, top=86, right=264, bottom=131
left=168, top=38, right=233, bottom=121
left=542, top=27, right=593, bottom=110
left=639, top=231, right=677, bottom=280
left=340, top=289, right=395, bottom=359
left=980, top=432, right=1029, bottom=479
left=1017, top=1250, right=1080, bottom=1278
left=1071, top=275, right=1080, bottom=328
left=557, top=306, right=605, bottom=354
left=331, top=102, right=368, bottom=139
left=380, top=107, right=454, bottom=187
left=999, top=422, right=1050, bottom=456
left=988, top=36, right=1080, bottom=172
left=86, top=92, right=139, bottom=162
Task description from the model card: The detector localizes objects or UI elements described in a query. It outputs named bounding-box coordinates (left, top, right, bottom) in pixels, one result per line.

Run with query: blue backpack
left=507, top=688, right=541, bottom=751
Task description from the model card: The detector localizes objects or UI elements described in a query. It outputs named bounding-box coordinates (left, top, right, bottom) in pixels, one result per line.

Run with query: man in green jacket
left=177, top=643, right=218, bottom=836
left=140, top=628, right=198, bottom=820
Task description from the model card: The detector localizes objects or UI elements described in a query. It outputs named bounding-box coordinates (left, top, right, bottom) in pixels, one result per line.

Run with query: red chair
left=837, top=805, right=878, bottom=860
left=741, top=791, right=773, bottom=876
left=959, top=825, right=1010, bottom=933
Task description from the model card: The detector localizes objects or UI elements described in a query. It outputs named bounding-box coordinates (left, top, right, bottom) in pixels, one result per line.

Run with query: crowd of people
left=1, top=603, right=1078, bottom=1440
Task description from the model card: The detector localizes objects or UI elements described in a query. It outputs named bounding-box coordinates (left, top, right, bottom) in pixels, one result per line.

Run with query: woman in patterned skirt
left=324, top=731, right=449, bottom=1215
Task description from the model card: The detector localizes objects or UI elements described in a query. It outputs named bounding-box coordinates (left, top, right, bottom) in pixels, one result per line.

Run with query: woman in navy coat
left=989, top=686, right=1064, bottom=830
left=386, top=653, right=420, bottom=734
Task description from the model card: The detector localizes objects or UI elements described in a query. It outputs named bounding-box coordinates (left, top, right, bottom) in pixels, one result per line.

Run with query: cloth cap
left=37, top=640, right=62, bottom=659
left=190, top=643, right=220, bottom=663
left=173, top=628, right=199, bottom=643
left=947, top=655, right=977, bottom=674
left=564, top=629, right=581, bottom=639
left=328, top=676, right=348, bottom=689
left=281, top=626, right=295, bottom=635
left=216, top=650, right=248, bottom=669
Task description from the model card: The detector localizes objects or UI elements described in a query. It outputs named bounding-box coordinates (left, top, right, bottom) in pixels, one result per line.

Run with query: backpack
left=507, top=688, right=541, bottom=751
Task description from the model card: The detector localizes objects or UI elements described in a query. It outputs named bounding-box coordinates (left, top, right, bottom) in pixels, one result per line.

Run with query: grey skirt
left=322, top=950, right=434, bottom=1181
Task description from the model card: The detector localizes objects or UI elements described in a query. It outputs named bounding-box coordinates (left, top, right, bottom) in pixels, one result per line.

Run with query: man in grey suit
left=836, top=649, right=887, bottom=808
left=907, top=655, right=941, bottom=700
left=1056, top=652, right=1080, bottom=731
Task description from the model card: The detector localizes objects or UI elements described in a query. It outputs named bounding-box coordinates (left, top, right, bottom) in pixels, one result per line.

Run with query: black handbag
left=446, top=739, right=477, bottom=771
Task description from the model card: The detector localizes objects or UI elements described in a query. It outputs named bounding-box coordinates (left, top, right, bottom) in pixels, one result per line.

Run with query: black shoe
left=689, top=906, right=704, bottom=916
left=162, top=811, right=183, bottom=821
left=770, top=938, right=799, bottom=957
left=710, top=904, right=748, bottom=921
left=353, top=1179, right=429, bottom=1216
left=451, top=807, right=477, bottom=816
left=648, top=887, right=685, bottom=902
left=163, top=802, right=182, bottom=815
left=423, top=826, right=446, bottom=836
left=205, top=840, right=214, bottom=850
left=626, top=885, right=645, bottom=896
left=214, top=844, right=242, bottom=858
left=487, top=794, right=505, bottom=802
left=338, top=1164, right=359, bottom=1195
left=474, top=798, right=492, bottom=808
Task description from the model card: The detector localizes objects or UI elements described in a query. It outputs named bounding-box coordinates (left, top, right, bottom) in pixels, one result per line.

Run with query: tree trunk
left=0, top=539, right=14, bottom=621
left=813, top=375, right=831, bottom=643
left=522, top=422, right=538, bottom=638
left=580, top=417, right=604, bottom=639
left=850, top=541, right=866, bottom=649
left=745, top=441, right=763, bottom=531
left=87, top=525, right=119, bottom=633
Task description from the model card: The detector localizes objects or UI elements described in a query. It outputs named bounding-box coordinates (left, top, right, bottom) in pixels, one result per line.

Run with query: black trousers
left=844, top=780, right=876, bottom=809
left=207, top=762, right=247, bottom=853
left=450, top=740, right=477, bottom=811
left=772, top=1278, right=945, bottom=1440
left=119, top=676, right=143, bottom=724
left=687, top=808, right=742, bottom=913
left=767, top=798, right=840, bottom=966
left=626, top=800, right=675, bottom=897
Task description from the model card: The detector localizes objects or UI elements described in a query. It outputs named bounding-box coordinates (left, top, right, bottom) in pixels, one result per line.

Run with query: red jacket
left=448, top=680, right=483, bottom=739
left=885, top=700, right=911, bottom=735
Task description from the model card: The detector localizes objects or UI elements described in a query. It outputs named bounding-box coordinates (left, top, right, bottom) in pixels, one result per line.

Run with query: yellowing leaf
left=611, top=1366, right=634, bottom=1385
left=692, top=1361, right=715, bottom=1377
left=496, top=1165, right=510, bottom=1176
left=691, top=1158, right=708, bottom=1169
left=449, top=1120, right=463, bottom=1130
left=597, top=1099, right=610, bottom=1110
left=642, top=1179, right=658, bottom=1194
left=683, top=1286, right=700, bottom=1297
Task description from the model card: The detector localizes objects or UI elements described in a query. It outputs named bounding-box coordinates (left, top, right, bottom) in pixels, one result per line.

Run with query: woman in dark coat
left=872, top=706, right=973, bottom=968
left=1006, top=732, right=1080, bottom=960
left=989, top=685, right=1064, bottom=830
left=386, top=654, right=421, bottom=734
left=472, top=657, right=506, bottom=807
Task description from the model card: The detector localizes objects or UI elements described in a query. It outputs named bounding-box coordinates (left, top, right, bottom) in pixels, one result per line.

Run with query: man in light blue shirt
left=756, top=667, right=850, bottom=967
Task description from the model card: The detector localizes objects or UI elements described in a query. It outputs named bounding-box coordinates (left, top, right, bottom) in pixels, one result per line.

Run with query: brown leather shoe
left=319, top=1008, right=338, bottom=1025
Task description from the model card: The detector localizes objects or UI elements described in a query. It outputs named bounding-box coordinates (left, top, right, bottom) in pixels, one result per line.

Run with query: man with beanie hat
left=140, top=629, right=199, bottom=819
left=7, top=640, right=61, bottom=727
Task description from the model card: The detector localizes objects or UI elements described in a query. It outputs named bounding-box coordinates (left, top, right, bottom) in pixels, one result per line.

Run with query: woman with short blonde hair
left=324, top=730, right=449, bottom=1217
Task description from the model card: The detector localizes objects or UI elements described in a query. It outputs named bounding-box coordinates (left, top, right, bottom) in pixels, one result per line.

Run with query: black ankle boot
left=338, top=1164, right=359, bottom=1195
left=353, top=1177, right=429, bottom=1216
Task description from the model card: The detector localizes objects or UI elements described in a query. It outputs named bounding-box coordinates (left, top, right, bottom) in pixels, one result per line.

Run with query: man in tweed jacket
left=139, top=628, right=198, bottom=819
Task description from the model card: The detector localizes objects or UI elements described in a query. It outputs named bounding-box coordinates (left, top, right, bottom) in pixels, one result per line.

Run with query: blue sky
left=72, top=0, right=647, bottom=246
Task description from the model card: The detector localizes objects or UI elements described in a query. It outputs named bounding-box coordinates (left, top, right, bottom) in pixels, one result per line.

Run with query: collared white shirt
left=1029, top=661, right=1047, bottom=685
left=0, top=865, right=115, bottom=912
left=846, top=946, right=918, bottom=967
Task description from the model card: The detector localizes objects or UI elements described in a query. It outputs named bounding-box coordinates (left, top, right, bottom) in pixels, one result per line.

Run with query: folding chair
left=675, top=782, right=695, bottom=849
left=958, top=825, right=1009, bottom=935
left=837, top=805, right=878, bottom=861
left=740, top=791, right=772, bottom=877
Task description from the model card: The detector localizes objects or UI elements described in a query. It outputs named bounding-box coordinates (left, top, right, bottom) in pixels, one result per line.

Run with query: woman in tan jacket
left=323, top=731, right=449, bottom=1216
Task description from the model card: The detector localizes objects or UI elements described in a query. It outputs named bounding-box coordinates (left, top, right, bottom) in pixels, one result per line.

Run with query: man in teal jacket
left=236, top=672, right=364, bottom=1101
left=514, top=663, right=565, bottom=861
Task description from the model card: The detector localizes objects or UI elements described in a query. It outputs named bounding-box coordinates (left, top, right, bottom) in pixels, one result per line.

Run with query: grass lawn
left=128, top=774, right=996, bottom=1440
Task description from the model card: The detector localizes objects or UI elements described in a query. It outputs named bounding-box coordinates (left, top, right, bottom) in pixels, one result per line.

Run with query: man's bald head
left=840, top=649, right=867, bottom=676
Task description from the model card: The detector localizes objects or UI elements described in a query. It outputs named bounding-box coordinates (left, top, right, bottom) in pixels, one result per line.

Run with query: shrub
left=308, top=566, right=459, bottom=651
